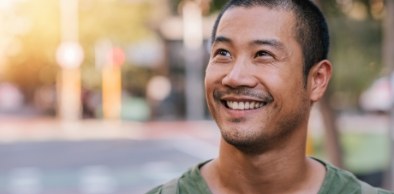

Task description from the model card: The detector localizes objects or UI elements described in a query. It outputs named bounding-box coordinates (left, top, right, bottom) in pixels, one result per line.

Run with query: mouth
left=222, top=100, right=267, bottom=110
left=213, top=88, right=273, bottom=111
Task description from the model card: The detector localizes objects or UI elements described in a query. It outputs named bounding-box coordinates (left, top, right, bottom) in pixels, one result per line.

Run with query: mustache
left=213, top=87, right=273, bottom=103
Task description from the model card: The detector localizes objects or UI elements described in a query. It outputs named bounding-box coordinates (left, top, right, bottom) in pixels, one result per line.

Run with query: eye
left=255, top=50, right=272, bottom=58
left=214, top=49, right=231, bottom=57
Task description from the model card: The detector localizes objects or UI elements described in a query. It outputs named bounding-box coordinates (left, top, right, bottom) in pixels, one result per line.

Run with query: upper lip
left=213, top=88, right=274, bottom=105
left=220, top=95, right=265, bottom=102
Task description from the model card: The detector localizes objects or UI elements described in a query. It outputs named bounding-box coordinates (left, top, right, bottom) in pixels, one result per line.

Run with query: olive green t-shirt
left=146, top=159, right=393, bottom=194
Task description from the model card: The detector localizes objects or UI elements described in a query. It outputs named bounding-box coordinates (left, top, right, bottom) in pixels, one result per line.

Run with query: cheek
left=204, top=66, right=217, bottom=100
left=205, top=65, right=226, bottom=112
left=204, top=73, right=219, bottom=119
left=258, top=67, right=304, bottom=102
left=205, top=64, right=224, bottom=88
left=204, top=70, right=213, bottom=95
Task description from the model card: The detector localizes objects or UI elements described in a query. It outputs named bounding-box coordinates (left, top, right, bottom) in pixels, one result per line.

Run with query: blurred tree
left=315, top=0, right=384, bottom=168
left=4, top=0, right=60, bottom=102
left=383, top=0, right=394, bottom=189
left=173, top=0, right=227, bottom=15
left=78, top=0, right=158, bottom=96
left=209, top=0, right=228, bottom=12
left=320, top=0, right=383, bottom=110
left=314, top=0, right=344, bottom=168
left=3, top=0, right=386, bottom=118
left=318, top=0, right=386, bottom=176
left=3, top=0, right=162, bottom=103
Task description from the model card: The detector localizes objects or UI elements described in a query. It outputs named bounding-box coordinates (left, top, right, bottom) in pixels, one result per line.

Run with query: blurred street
left=0, top=113, right=390, bottom=193
left=0, top=117, right=220, bottom=194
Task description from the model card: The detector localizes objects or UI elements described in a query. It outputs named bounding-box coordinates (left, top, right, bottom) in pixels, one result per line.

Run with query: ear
left=308, top=60, right=332, bottom=102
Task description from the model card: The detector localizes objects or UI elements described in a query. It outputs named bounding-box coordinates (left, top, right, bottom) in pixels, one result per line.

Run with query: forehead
left=216, top=6, right=297, bottom=45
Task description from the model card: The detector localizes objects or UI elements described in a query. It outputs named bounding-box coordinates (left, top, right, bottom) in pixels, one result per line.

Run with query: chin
left=222, top=135, right=269, bottom=155
left=221, top=126, right=260, bottom=148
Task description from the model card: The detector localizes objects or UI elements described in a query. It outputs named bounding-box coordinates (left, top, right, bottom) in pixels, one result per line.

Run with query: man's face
left=205, top=6, right=312, bottom=153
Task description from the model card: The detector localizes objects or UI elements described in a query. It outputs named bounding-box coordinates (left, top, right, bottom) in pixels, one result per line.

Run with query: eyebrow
left=213, top=36, right=286, bottom=51
left=251, top=39, right=286, bottom=51
left=212, top=36, right=232, bottom=45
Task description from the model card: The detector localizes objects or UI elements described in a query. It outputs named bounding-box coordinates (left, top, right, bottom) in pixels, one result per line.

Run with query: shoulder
left=377, top=189, right=394, bottom=194
left=145, top=160, right=212, bottom=194
left=145, top=185, right=162, bottom=194
left=315, top=158, right=393, bottom=194
left=145, top=177, right=179, bottom=194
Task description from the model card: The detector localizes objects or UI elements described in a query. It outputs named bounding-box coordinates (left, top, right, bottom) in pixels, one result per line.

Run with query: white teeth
left=245, top=102, right=250, bottom=109
left=239, top=102, right=244, bottom=109
left=226, top=101, right=265, bottom=110
left=255, top=102, right=261, bottom=108
left=250, top=101, right=255, bottom=109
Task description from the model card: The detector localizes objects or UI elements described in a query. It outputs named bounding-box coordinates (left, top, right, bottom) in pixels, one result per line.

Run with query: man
left=147, top=0, right=393, bottom=193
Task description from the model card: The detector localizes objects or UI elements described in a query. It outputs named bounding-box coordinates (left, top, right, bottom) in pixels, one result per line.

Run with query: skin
left=202, top=6, right=332, bottom=194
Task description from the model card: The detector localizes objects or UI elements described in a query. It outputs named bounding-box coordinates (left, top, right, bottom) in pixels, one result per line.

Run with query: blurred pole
left=56, top=66, right=82, bottom=120
left=102, top=65, right=122, bottom=120
left=384, top=0, right=394, bottom=190
left=56, top=0, right=84, bottom=121
left=95, top=40, right=121, bottom=120
left=182, top=0, right=205, bottom=120
left=95, top=40, right=123, bottom=120
left=103, top=47, right=124, bottom=120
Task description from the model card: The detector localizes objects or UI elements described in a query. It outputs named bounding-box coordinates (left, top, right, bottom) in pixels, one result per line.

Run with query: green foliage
left=4, top=0, right=60, bottom=99
left=4, top=0, right=157, bottom=99
left=172, top=0, right=227, bottom=14
left=209, top=0, right=228, bottom=13
left=325, top=9, right=383, bottom=110
left=79, top=0, right=153, bottom=45
left=2, top=0, right=386, bottom=112
left=312, top=132, right=389, bottom=173
left=78, top=0, right=156, bottom=93
left=122, top=65, right=153, bottom=97
left=341, top=132, right=389, bottom=173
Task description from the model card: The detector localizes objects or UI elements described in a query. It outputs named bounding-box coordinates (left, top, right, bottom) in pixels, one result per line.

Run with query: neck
left=222, top=139, right=306, bottom=192
left=201, top=130, right=325, bottom=194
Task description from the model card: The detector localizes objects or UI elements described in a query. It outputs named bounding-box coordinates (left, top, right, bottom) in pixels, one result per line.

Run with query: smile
left=225, top=101, right=267, bottom=110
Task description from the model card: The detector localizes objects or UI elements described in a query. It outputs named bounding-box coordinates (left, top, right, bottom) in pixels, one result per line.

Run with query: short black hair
left=211, top=0, right=330, bottom=81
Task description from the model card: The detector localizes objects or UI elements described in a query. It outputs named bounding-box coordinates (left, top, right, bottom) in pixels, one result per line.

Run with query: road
left=0, top=113, right=390, bottom=193
left=0, top=118, right=220, bottom=194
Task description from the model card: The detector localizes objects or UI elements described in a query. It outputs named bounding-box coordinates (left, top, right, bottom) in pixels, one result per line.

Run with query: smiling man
left=147, top=0, right=393, bottom=194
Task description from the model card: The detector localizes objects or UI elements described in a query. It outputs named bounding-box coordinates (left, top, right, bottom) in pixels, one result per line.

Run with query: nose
left=222, top=60, right=257, bottom=88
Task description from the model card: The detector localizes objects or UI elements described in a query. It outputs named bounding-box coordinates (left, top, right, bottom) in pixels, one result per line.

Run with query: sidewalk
left=0, top=117, right=221, bottom=143
left=0, top=113, right=389, bottom=143
left=0, top=115, right=390, bottom=192
left=0, top=117, right=221, bottom=194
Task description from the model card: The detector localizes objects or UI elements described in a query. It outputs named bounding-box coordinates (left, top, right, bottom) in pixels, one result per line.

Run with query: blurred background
left=0, top=0, right=393, bottom=193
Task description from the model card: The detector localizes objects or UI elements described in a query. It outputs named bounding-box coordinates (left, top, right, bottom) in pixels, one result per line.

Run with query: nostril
left=222, top=70, right=241, bottom=87
left=222, top=71, right=257, bottom=88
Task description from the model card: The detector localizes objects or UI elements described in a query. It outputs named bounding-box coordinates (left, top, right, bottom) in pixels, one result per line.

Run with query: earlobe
left=309, top=60, right=332, bottom=102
